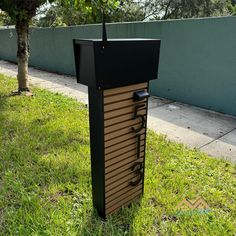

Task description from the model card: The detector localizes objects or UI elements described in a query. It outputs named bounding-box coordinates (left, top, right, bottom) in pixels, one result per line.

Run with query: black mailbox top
left=73, top=38, right=161, bottom=90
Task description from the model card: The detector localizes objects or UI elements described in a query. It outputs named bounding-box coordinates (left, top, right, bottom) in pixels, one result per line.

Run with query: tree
left=0, top=0, right=121, bottom=93
left=0, top=1, right=55, bottom=93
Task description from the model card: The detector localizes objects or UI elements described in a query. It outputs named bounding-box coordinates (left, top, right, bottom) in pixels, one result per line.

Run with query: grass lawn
left=0, top=74, right=235, bottom=235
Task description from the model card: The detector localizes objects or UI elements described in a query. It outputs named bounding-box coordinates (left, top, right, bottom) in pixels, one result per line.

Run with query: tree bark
left=15, top=19, right=30, bottom=92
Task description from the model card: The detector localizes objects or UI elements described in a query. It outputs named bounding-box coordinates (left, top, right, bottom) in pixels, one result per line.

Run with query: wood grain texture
left=105, top=145, right=145, bottom=162
left=106, top=190, right=142, bottom=215
left=106, top=185, right=143, bottom=207
left=105, top=159, right=143, bottom=180
left=104, top=83, right=147, bottom=96
left=104, top=107, right=146, bottom=128
left=105, top=123, right=146, bottom=141
left=106, top=178, right=143, bottom=199
left=105, top=168, right=142, bottom=186
left=105, top=131, right=145, bottom=148
left=104, top=98, right=147, bottom=112
left=104, top=119, right=141, bottom=134
left=105, top=149, right=145, bottom=168
left=105, top=171, right=142, bottom=191
left=105, top=135, right=145, bottom=155
left=105, top=154, right=144, bottom=174
left=104, top=105, right=146, bottom=121
left=104, top=89, right=147, bottom=105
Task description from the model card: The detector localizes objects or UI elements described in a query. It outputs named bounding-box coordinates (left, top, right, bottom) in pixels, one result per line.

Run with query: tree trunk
left=15, top=19, right=30, bottom=92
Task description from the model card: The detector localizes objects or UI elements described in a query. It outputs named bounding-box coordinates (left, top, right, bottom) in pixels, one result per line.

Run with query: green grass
left=0, top=74, right=235, bottom=236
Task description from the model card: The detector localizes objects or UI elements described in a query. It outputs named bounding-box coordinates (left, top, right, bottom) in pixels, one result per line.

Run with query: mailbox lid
left=73, top=39, right=161, bottom=89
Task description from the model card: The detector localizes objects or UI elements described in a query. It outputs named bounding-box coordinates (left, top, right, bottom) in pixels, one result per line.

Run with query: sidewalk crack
left=199, top=127, right=236, bottom=149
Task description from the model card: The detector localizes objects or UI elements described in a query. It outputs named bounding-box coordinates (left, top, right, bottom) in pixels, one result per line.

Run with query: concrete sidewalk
left=1, top=60, right=236, bottom=162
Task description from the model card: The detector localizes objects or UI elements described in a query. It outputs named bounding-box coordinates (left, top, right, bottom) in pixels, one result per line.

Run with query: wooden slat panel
left=105, top=144, right=145, bottom=161
left=105, top=119, right=141, bottom=134
left=105, top=154, right=144, bottom=174
left=105, top=131, right=145, bottom=148
left=105, top=167, right=137, bottom=186
left=105, top=158, right=144, bottom=180
left=105, top=123, right=146, bottom=141
left=104, top=89, right=147, bottom=105
left=106, top=196, right=141, bottom=215
left=104, top=105, right=146, bottom=120
left=104, top=110, right=146, bottom=127
left=106, top=190, right=142, bottom=215
left=105, top=169, right=142, bottom=191
left=104, top=98, right=147, bottom=112
left=105, top=134, right=145, bottom=155
left=104, top=83, right=147, bottom=96
left=106, top=185, right=143, bottom=208
left=106, top=176, right=143, bottom=198
left=105, top=147, right=144, bottom=167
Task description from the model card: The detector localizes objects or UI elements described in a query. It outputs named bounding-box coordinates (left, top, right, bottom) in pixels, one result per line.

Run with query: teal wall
left=0, top=17, right=236, bottom=116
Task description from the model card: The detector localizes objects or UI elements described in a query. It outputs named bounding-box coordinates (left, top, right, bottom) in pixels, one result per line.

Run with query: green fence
left=0, top=17, right=236, bottom=116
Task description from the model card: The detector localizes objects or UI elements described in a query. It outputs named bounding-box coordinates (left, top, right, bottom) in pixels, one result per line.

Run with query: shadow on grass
left=78, top=202, right=141, bottom=235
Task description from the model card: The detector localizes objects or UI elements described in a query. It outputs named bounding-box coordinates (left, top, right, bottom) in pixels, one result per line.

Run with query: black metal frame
left=88, top=88, right=106, bottom=218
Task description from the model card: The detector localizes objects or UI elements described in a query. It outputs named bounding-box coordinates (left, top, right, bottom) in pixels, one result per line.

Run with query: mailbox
left=73, top=33, right=160, bottom=219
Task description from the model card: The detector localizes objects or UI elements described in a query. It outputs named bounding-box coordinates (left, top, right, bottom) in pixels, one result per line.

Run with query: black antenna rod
left=102, top=10, right=107, bottom=49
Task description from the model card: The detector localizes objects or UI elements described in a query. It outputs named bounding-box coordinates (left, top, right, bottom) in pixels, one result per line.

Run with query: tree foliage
left=35, top=0, right=144, bottom=27
left=140, top=0, right=231, bottom=20
left=228, top=0, right=236, bottom=15
left=0, top=10, right=14, bottom=26
left=33, top=0, right=235, bottom=27
left=0, top=0, right=54, bottom=24
left=105, top=1, right=145, bottom=23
